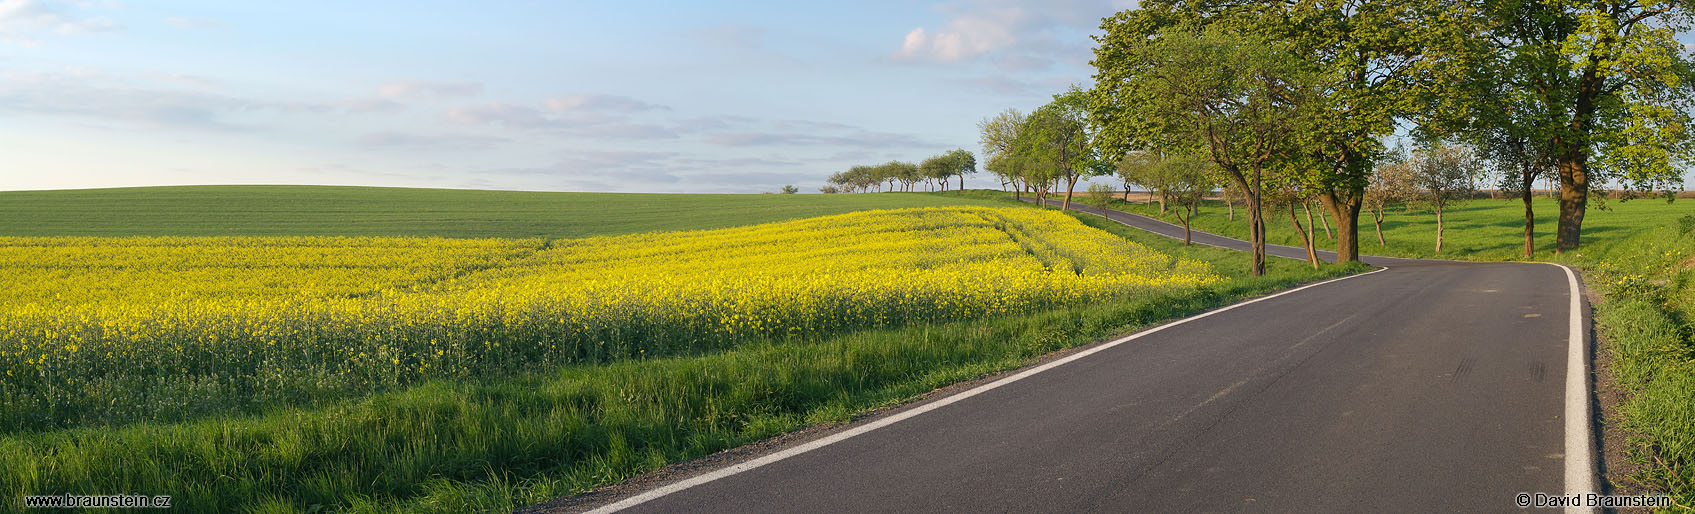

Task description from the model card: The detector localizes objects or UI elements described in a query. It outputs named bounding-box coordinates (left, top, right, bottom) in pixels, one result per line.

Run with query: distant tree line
left=819, top=149, right=977, bottom=194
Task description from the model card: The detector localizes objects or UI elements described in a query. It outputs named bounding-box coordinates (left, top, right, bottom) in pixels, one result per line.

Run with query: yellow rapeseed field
left=0, top=207, right=1214, bottom=431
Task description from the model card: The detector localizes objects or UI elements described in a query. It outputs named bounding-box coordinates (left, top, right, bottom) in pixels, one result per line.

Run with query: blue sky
left=0, top=0, right=1131, bottom=193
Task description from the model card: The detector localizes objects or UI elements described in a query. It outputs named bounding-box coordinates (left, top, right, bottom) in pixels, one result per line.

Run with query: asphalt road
left=559, top=201, right=1587, bottom=514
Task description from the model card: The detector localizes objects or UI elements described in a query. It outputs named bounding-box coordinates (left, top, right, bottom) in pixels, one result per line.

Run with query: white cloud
left=894, top=7, right=1025, bottom=62
left=355, top=131, right=507, bottom=150
left=891, top=0, right=1131, bottom=67
left=0, top=0, right=120, bottom=44
left=376, top=80, right=482, bottom=100
left=543, top=93, right=668, bottom=113
left=445, top=94, right=678, bottom=138
left=0, top=70, right=325, bottom=130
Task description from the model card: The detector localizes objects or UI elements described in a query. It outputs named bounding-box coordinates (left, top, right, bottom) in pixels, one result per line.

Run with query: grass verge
left=1580, top=221, right=1695, bottom=511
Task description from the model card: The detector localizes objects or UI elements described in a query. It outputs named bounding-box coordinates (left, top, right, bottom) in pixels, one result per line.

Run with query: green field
left=0, top=185, right=1004, bottom=238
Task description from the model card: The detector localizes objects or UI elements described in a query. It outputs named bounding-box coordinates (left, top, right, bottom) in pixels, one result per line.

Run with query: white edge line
left=586, top=266, right=1391, bottom=513
left=1553, top=263, right=1599, bottom=514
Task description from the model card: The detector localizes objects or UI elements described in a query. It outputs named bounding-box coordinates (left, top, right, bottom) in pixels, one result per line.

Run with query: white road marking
left=585, top=267, right=1391, bottom=513
left=1555, top=263, right=1598, bottom=514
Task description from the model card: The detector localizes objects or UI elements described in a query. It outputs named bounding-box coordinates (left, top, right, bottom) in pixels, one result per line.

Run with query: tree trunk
left=1555, top=149, right=1588, bottom=253
left=1226, top=195, right=1235, bottom=221
left=1317, top=190, right=1362, bottom=263
left=1061, top=175, right=1078, bottom=211
left=1435, top=206, right=1445, bottom=253
left=1181, top=203, right=1195, bottom=245
left=1522, top=170, right=1535, bottom=258
left=1372, top=207, right=1385, bottom=247
left=1247, top=193, right=1264, bottom=277
left=1302, top=201, right=1316, bottom=240
left=1314, top=201, right=1333, bottom=240
left=1555, top=63, right=1600, bottom=253
left=1157, top=192, right=1166, bottom=215
left=959, top=175, right=965, bottom=190
left=1288, top=200, right=1318, bottom=269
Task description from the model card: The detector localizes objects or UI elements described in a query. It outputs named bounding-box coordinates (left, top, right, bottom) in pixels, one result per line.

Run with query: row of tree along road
left=820, top=150, right=978, bottom=194
left=971, top=0, right=1691, bottom=276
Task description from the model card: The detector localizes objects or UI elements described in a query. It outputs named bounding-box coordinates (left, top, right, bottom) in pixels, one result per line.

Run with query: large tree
left=1090, top=24, right=1313, bottom=276
left=1470, top=75, right=1557, bottom=257
left=944, top=148, right=977, bottom=190
left=979, top=109, right=1028, bottom=198
left=1096, top=0, right=1471, bottom=264
left=1025, top=86, right=1107, bottom=211
left=1466, top=0, right=1695, bottom=252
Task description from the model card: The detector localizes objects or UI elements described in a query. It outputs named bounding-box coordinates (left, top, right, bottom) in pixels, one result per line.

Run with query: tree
left=1090, top=24, right=1313, bottom=276
left=1011, top=114, right=1061, bottom=207
left=1466, top=0, right=1695, bottom=252
left=1364, top=150, right=1415, bottom=247
left=1097, top=1, right=1474, bottom=265
left=876, top=161, right=919, bottom=192
left=920, top=154, right=950, bottom=191
left=780, top=185, right=799, bottom=194
left=979, top=109, right=1028, bottom=199
left=1025, top=86, right=1109, bottom=211
left=1221, top=181, right=1241, bottom=221
left=1153, top=153, right=1217, bottom=246
left=1405, top=144, right=1482, bottom=253
left=1116, top=151, right=1159, bottom=204
left=1117, top=151, right=1171, bottom=214
left=1085, top=182, right=1116, bottom=211
left=944, top=148, right=977, bottom=190
left=1470, top=74, right=1557, bottom=257
left=818, top=185, right=841, bottom=194
left=1268, top=182, right=1322, bottom=268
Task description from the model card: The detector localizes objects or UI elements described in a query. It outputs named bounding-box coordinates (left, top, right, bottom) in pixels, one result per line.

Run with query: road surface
left=545, top=201, right=1592, bottom=514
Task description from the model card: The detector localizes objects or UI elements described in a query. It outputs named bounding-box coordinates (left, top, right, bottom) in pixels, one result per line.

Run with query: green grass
left=1570, top=221, right=1695, bottom=511
left=0, top=185, right=1004, bottom=238
left=0, top=191, right=1360, bottom=513
left=1105, top=194, right=1691, bottom=260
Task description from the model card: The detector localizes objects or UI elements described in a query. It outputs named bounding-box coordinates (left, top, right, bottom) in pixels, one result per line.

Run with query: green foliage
left=1085, top=183, right=1115, bottom=210
left=1153, top=154, right=1216, bottom=211
left=779, top=185, right=799, bottom=195
left=978, top=109, right=1030, bottom=190
left=1089, top=22, right=1312, bottom=274
left=1461, top=0, right=1695, bottom=249
left=1403, top=144, right=1484, bottom=211
left=919, top=149, right=978, bottom=191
